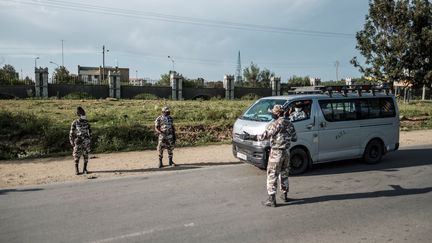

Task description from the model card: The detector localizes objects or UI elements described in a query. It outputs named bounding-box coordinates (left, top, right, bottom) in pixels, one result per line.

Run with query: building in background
left=78, top=66, right=129, bottom=84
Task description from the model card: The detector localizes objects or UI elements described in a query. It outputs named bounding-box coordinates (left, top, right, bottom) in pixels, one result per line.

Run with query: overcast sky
left=0, top=0, right=369, bottom=82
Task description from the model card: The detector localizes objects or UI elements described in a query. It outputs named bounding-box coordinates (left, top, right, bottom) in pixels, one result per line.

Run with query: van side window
left=320, top=97, right=396, bottom=122
left=359, top=98, right=395, bottom=119
left=319, top=100, right=357, bottom=122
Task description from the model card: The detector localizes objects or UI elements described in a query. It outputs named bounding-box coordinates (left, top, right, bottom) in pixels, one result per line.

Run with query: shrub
left=240, top=93, right=260, bottom=100
left=63, top=92, right=94, bottom=99
left=133, top=93, right=159, bottom=100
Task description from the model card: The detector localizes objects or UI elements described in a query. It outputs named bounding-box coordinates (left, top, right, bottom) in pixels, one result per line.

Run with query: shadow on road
left=303, top=148, right=432, bottom=177
left=0, top=188, right=43, bottom=195
left=91, top=162, right=241, bottom=174
left=279, top=185, right=432, bottom=206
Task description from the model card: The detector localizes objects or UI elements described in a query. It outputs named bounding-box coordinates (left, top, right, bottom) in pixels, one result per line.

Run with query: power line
left=6, top=0, right=355, bottom=38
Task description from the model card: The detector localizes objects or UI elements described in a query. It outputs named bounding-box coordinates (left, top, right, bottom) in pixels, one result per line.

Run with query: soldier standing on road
left=69, top=106, right=92, bottom=175
left=258, top=104, right=297, bottom=207
left=155, top=106, right=177, bottom=168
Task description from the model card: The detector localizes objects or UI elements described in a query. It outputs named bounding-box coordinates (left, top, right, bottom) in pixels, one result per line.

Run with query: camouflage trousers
left=73, top=138, right=91, bottom=164
left=157, top=135, right=174, bottom=159
left=267, top=149, right=290, bottom=195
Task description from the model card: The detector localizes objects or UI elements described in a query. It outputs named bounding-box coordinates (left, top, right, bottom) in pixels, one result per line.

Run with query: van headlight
left=252, top=140, right=269, bottom=147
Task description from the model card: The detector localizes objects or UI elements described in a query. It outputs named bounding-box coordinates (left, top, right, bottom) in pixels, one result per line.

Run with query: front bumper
left=232, top=140, right=269, bottom=169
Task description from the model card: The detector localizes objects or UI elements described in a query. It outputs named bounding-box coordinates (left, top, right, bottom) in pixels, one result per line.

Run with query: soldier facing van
left=258, top=104, right=297, bottom=207
left=155, top=106, right=177, bottom=168
left=69, top=106, right=92, bottom=175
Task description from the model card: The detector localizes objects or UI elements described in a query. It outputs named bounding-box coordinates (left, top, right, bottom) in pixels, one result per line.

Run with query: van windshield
left=240, top=99, right=287, bottom=122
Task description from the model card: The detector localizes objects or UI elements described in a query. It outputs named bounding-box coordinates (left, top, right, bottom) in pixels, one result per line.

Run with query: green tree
left=0, top=64, right=19, bottom=85
left=184, top=78, right=205, bottom=88
left=155, top=73, right=171, bottom=86
left=351, top=0, right=432, bottom=87
left=54, top=66, right=74, bottom=84
left=287, top=75, right=310, bottom=87
left=242, top=63, right=275, bottom=87
left=258, top=68, right=274, bottom=88
left=243, top=62, right=260, bottom=87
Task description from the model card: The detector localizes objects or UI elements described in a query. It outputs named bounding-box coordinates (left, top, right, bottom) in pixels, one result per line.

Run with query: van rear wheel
left=363, top=140, right=383, bottom=164
left=290, top=148, right=309, bottom=175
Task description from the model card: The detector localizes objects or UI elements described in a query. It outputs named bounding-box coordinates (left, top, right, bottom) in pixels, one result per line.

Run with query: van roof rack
left=320, top=84, right=390, bottom=97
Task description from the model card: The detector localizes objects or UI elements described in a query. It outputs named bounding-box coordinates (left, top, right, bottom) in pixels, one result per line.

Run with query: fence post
left=109, top=70, right=121, bottom=98
left=35, top=67, right=49, bottom=98
left=271, top=76, right=281, bottom=96
left=422, top=84, right=426, bottom=101
left=223, top=74, right=235, bottom=99
left=170, top=71, right=183, bottom=100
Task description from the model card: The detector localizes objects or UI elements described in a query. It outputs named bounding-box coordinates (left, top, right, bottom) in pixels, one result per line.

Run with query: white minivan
left=232, top=88, right=400, bottom=174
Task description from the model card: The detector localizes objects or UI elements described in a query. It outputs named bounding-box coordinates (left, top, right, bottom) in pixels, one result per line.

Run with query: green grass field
left=0, top=99, right=251, bottom=159
left=0, top=99, right=430, bottom=159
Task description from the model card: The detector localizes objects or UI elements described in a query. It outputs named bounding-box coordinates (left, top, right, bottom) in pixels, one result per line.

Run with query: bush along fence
left=0, top=109, right=235, bottom=160
left=0, top=69, right=282, bottom=100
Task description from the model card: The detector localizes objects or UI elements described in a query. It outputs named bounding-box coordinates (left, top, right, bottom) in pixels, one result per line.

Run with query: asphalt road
left=1, top=145, right=432, bottom=243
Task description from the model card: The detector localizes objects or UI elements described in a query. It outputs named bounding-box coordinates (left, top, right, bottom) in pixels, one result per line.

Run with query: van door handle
left=320, top=122, right=327, bottom=128
left=306, top=116, right=316, bottom=129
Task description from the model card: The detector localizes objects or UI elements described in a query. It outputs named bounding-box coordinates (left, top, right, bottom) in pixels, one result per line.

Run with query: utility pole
left=61, top=40, right=64, bottom=67
left=335, top=60, right=340, bottom=81
left=102, top=45, right=109, bottom=82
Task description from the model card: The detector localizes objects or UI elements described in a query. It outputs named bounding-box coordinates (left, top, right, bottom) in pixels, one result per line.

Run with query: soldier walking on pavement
left=258, top=104, right=297, bottom=207
left=155, top=106, right=177, bottom=168
left=69, top=106, right=92, bottom=175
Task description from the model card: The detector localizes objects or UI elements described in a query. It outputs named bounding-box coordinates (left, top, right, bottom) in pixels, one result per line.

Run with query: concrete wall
left=0, top=85, right=34, bottom=98
left=48, top=84, right=109, bottom=98
left=183, top=87, right=225, bottom=99
left=121, top=86, right=171, bottom=99
left=2, top=85, right=274, bottom=100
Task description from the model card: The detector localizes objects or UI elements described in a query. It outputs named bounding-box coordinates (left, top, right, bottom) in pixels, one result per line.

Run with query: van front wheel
left=289, top=148, right=309, bottom=175
left=363, top=140, right=383, bottom=164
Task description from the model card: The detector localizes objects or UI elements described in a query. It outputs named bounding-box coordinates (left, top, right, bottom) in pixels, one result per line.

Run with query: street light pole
left=168, top=56, right=175, bottom=72
left=335, top=60, right=340, bottom=82
left=34, top=57, right=40, bottom=70
left=49, top=61, right=60, bottom=83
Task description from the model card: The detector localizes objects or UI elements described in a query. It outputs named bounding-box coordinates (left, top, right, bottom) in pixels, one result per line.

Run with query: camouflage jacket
left=69, top=117, right=92, bottom=145
left=289, top=110, right=307, bottom=122
left=259, top=117, right=297, bottom=150
left=155, top=115, right=175, bottom=137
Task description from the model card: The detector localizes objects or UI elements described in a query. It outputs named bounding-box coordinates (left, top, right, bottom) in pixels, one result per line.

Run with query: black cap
left=77, top=106, right=86, bottom=116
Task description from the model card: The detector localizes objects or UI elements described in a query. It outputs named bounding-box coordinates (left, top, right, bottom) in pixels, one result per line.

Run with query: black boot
left=280, top=192, right=289, bottom=202
left=158, top=158, right=163, bottom=168
left=75, top=164, right=80, bottom=175
left=169, top=158, right=176, bottom=167
left=263, top=194, right=276, bottom=207
left=83, top=163, right=88, bottom=175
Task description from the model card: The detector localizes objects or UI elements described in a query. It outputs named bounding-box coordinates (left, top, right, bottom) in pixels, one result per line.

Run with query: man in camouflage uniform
left=289, top=102, right=307, bottom=122
left=155, top=107, right=176, bottom=168
left=69, top=106, right=92, bottom=175
left=258, top=104, right=297, bottom=207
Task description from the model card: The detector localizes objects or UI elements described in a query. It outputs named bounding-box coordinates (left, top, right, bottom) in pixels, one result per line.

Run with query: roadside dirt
left=1, top=130, right=431, bottom=188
